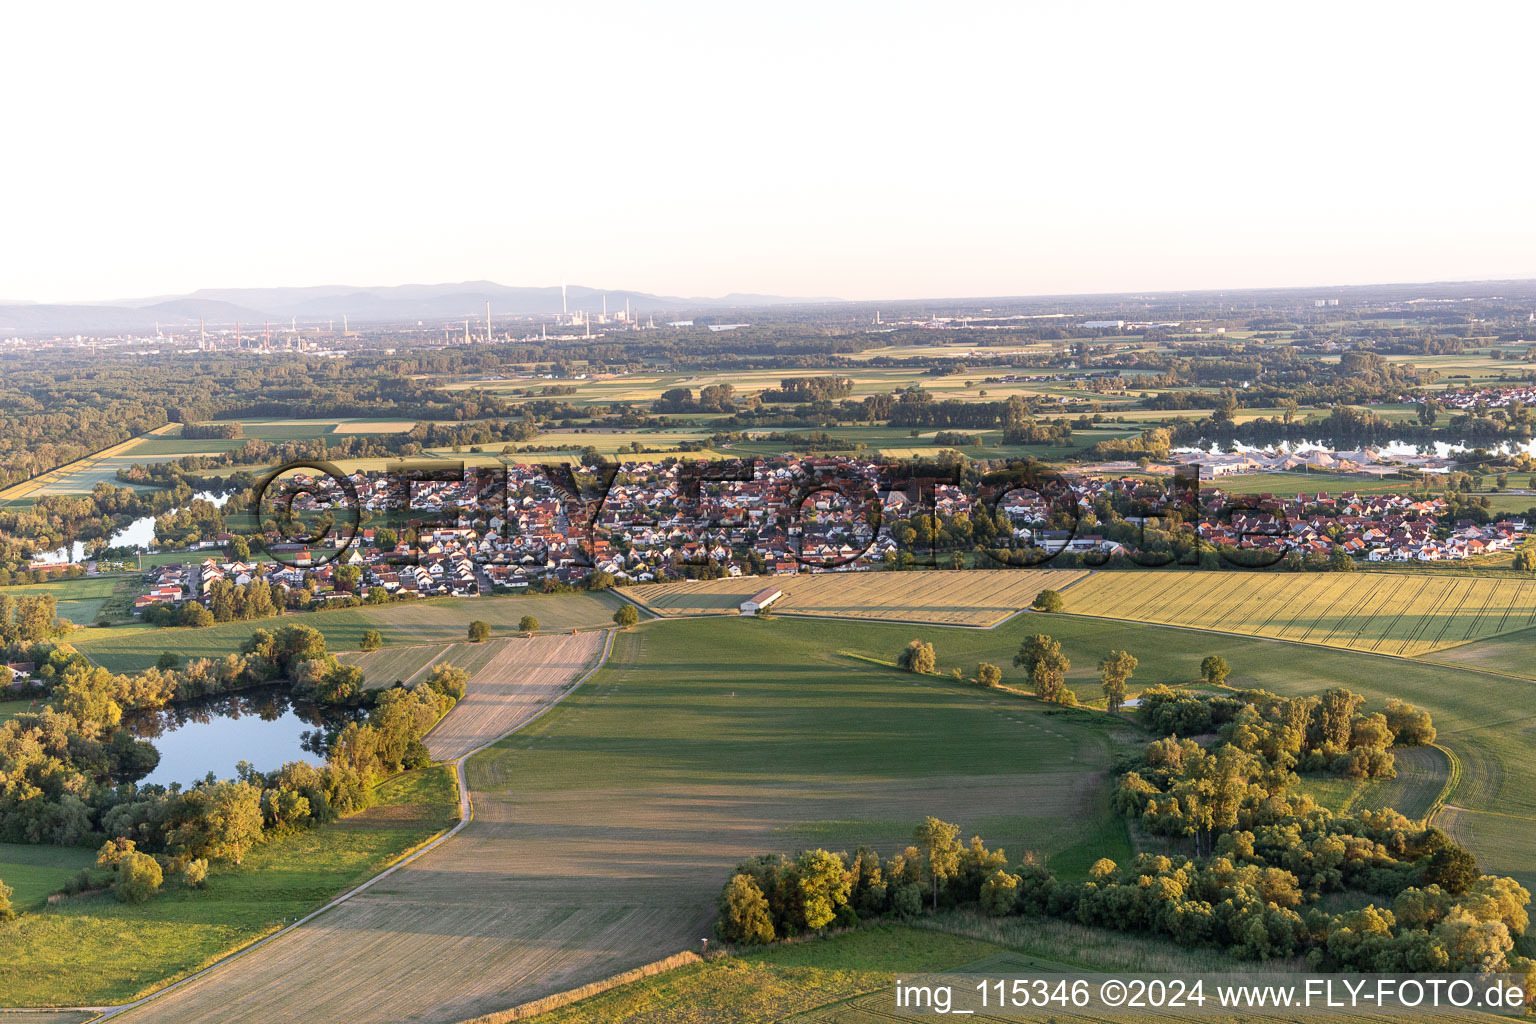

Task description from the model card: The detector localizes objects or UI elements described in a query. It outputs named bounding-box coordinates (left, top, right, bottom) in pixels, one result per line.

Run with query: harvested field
left=1063, top=569, right=1536, bottom=657
left=423, top=632, right=606, bottom=761
left=626, top=569, right=1086, bottom=627
left=337, top=643, right=452, bottom=689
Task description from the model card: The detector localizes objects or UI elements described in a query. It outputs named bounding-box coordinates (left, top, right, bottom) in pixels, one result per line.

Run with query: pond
left=38, top=490, right=226, bottom=563
left=123, top=689, right=356, bottom=788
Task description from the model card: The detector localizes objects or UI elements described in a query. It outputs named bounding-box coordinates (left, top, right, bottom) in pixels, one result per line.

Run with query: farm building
left=740, top=586, right=784, bottom=615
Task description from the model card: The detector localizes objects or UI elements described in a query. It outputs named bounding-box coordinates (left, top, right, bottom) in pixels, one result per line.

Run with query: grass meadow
left=1, top=575, right=122, bottom=624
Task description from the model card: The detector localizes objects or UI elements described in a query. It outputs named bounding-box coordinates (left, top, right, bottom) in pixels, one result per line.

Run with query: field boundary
left=7, top=630, right=618, bottom=1021
left=454, top=950, right=701, bottom=1024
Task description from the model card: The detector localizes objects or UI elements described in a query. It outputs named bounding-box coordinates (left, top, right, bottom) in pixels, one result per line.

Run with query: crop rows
left=631, top=569, right=1087, bottom=627
left=1065, top=571, right=1536, bottom=657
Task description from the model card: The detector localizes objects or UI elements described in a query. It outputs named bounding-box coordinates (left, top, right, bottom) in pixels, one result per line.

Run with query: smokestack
left=486, top=300, right=492, bottom=342
left=562, top=280, right=568, bottom=316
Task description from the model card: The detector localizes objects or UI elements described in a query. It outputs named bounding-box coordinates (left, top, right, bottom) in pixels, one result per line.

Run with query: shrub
left=0, top=877, right=13, bottom=921
left=468, top=620, right=491, bottom=642
left=979, top=869, right=1020, bottom=916
left=183, top=859, right=209, bottom=889
left=181, top=604, right=215, bottom=628
left=897, top=639, right=936, bottom=674
left=361, top=629, right=383, bottom=652
left=402, top=739, right=432, bottom=770
left=518, top=615, right=540, bottom=633
left=614, top=605, right=639, bottom=629
left=117, top=851, right=163, bottom=904
left=423, top=663, right=468, bottom=701
left=977, top=663, right=1002, bottom=688
left=891, top=882, right=923, bottom=919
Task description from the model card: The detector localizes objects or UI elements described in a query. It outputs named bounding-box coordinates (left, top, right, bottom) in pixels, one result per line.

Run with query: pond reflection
left=123, top=688, right=359, bottom=788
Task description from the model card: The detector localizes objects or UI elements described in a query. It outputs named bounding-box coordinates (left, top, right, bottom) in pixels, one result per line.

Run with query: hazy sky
left=4, top=1, right=1534, bottom=303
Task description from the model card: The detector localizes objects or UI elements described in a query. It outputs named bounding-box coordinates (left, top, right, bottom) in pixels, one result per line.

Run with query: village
left=121, top=455, right=1530, bottom=618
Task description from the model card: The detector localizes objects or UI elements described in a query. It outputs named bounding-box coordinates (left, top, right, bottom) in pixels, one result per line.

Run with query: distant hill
left=0, top=281, right=839, bottom=334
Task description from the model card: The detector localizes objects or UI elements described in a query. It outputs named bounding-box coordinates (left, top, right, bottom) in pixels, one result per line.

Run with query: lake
left=124, top=689, right=353, bottom=788
left=38, top=490, right=225, bottom=563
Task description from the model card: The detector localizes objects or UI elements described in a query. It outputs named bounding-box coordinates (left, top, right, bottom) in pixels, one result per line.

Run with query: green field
left=1209, top=470, right=1428, bottom=496
left=0, top=765, right=459, bottom=1007
left=68, top=589, right=625, bottom=672
left=0, top=842, right=96, bottom=912
left=1294, top=745, right=1452, bottom=820
left=1064, top=568, right=1536, bottom=657
left=1422, top=621, right=1536, bottom=678
left=1, top=576, right=121, bottom=624
left=0, top=697, right=44, bottom=722
left=520, top=912, right=1442, bottom=1024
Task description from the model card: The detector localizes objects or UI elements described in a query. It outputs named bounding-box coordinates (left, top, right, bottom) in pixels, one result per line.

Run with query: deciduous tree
left=717, top=873, right=775, bottom=944
left=1099, top=649, right=1138, bottom=713
left=1015, top=635, right=1070, bottom=703
left=913, top=816, right=962, bottom=911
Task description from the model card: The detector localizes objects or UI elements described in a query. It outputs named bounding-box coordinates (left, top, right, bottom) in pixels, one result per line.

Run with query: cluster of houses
left=122, top=456, right=1532, bottom=617
left=1173, top=446, right=1458, bottom=479
left=1408, top=385, right=1536, bottom=411
left=134, top=538, right=486, bottom=615
left=1199, top=491, right=1525, bottom=561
